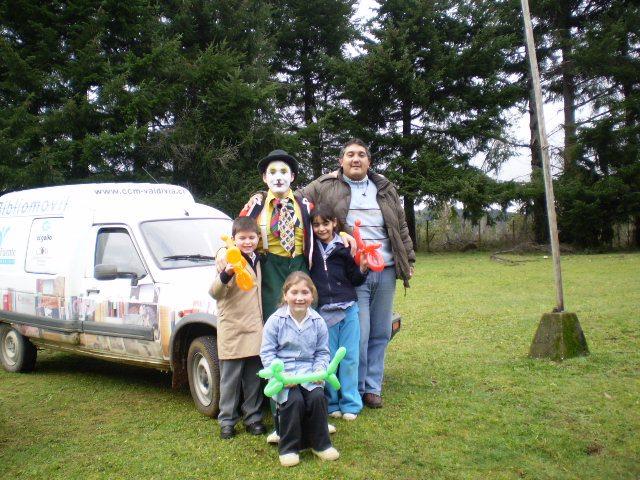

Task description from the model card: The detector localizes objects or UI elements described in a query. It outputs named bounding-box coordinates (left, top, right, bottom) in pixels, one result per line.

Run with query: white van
left=0, top=183, right=230, bottom=417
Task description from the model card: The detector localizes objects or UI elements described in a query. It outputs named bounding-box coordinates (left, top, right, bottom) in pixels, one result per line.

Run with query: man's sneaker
left=267, top=430, right=280, bottom=444
left=312, top=447, right=340, bottom=461
left=279, top=452, right=300, bottom=467
left=328, top=411, right=342, bottom=419
left=342, top=413, right=357, bottom=421
left=328, top=423, right=337, bottom=434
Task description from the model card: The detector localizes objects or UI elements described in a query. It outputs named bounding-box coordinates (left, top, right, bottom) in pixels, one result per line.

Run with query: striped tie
left=271, top=198, right=296, bottom=255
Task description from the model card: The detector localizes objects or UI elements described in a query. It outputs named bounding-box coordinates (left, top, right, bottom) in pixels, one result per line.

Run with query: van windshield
left=140, top=218, right=231, bottom=269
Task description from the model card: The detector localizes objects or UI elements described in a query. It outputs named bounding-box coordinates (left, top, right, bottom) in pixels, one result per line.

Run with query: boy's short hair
left=232, top=216, right=260, bottom=236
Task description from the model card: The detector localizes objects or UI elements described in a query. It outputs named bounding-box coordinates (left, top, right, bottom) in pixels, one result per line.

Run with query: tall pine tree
left=268, top=0, right=358, bottom=180
left=345, top=0, right=521, bottom=246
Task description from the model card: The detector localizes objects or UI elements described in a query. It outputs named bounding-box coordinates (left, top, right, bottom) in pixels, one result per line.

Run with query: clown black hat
left=257, top=149, right=299, bottom=176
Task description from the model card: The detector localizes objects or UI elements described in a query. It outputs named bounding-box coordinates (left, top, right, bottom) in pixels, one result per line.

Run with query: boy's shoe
left=246, top=421, right=266, bottom=435
left=342, top=413, right=358, bottom=421
left=267, top=430, right=280, bottom=444
left=312, top=447, right=340, bottom=461
left=220, top=425, right=235, bottom=440
left=328, top=411, right=342, bottom=419
left=328, top=423, right=337, bottom=434
left=279, top=453, right=300, bottom=467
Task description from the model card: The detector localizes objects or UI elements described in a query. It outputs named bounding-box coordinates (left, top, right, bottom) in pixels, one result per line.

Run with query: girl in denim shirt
left=260, top=271, right=339, bottom=467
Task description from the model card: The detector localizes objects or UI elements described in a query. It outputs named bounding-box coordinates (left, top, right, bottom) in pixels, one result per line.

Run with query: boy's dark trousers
left=218, top=356, right=263, bottom=427
left=277, top=386, right=332, bottom=455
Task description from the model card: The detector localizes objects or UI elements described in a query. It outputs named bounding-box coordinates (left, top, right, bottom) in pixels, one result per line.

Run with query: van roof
left=0, top=183, right=223, bottom=219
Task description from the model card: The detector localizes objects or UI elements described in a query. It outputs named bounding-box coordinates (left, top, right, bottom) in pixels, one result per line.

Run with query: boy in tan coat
left=209, top=217, right=265, bottom=439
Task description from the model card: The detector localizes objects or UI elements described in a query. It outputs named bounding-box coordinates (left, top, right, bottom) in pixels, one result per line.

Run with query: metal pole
left=520, top=0, right=565, bottom=312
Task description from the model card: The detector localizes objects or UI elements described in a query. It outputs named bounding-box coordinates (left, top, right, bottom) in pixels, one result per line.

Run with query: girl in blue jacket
left=310, top=205, right=368, bottom=421
left=260, top=271, right=339, bottom=467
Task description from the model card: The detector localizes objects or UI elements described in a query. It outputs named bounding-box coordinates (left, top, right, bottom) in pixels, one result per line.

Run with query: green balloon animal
left=258, top=347, right=347, bottom=397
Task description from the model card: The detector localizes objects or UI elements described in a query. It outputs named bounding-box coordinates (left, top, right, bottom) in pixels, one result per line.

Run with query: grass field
left=1, top=252, right=638, bottom=479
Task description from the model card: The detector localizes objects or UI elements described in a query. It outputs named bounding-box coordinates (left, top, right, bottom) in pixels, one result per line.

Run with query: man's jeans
left=356, top=266, right=397, bottom=396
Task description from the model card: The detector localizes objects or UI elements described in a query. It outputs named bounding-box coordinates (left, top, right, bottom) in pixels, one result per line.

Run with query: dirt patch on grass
left=584, top=442, right=604, bottom=456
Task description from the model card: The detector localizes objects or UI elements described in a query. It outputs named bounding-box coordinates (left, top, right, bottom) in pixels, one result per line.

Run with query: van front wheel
left=187, top=335, right=220, bottom=417
left=0, top=325, right=37, bottom=373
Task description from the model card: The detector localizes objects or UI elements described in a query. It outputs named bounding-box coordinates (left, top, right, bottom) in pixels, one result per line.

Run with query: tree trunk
left=401, top=99, right=417, bottom=249
left=402, top=194, right=417, bottom=251
left=620, top=39, right=638, bottom=154
left=559, top=1, right=577, bottom=174
left=528, top=70, right=549, bottom=244
left=302, top=39, right=322, bottom=178
left=425, top=220, right=431, bottom=252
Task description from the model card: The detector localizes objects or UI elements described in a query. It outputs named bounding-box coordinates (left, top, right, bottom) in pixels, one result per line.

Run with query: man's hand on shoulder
left=339, top=232, right=357, bottom=256
left=241, top=193, right=264, bottom=214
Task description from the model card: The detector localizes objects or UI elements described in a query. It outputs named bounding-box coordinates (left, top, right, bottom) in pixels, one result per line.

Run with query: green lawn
left=1, top=252, right=638, bottom=479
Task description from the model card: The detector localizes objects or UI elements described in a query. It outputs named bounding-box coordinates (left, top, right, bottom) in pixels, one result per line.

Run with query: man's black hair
left=340, top=138, right=371, bottom=160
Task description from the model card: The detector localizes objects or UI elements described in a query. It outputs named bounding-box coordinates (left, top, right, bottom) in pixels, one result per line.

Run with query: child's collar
left=286, top=306, right=310, bottom=326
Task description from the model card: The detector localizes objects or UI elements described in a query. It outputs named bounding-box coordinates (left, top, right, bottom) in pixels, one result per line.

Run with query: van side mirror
left=95, top=264, right=145, bottom=285
left=94, top=264, right=118, bottom=280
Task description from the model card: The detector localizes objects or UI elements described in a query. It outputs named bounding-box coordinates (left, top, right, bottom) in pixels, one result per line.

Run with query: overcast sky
left=353, top=0, right=566, bottom=183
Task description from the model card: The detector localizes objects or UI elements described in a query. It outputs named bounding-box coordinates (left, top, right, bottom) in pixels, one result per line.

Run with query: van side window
left=95, top=228, right=146, bottom=277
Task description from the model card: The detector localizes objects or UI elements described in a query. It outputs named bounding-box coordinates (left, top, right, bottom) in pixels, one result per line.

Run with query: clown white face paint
left=263, top=160, right=294, bottom=198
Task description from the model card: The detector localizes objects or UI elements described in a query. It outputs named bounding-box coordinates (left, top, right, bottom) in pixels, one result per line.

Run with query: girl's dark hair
left=310, top=204, right=343, bottom=232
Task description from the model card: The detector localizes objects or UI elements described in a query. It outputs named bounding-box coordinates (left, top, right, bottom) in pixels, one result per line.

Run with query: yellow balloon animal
left=221, top=235, right=255, bottom=291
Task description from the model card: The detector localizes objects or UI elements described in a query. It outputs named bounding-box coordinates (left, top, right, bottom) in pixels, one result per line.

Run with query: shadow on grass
left=32, top=351, right=188, bottom=397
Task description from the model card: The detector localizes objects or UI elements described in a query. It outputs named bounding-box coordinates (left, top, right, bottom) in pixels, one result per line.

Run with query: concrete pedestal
left=529, top=312, right=589, bottom=361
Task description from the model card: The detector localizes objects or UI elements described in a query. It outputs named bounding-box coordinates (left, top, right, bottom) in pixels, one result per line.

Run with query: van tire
left=187, top=335, right=220, bottom=418
left=0, top=325, right=37, bottom=373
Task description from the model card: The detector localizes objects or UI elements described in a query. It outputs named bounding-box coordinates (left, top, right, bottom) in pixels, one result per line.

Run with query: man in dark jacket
left=300, top=139, right=415, bottom=408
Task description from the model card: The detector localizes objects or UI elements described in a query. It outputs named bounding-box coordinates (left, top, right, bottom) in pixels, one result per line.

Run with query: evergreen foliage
left=268, top=0, right=358, bottom=181
left=0, top=0, right=637, bottom=247
left=532, top=0, right=640, bottom=247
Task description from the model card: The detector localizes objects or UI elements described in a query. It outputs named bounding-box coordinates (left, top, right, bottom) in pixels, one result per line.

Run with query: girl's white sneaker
left=279, top=453, right=300, bottom=467
left=328, top=411, right=342, bottom=418
left=312, top=447, right=340, bottom=461
left=342, top=413, right=357, bottom=421
left=267, top=430, right=280, bottom=444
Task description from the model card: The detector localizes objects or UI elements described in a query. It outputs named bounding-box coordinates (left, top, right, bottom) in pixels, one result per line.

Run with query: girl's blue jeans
left=325, top=303, right=363, bottom=414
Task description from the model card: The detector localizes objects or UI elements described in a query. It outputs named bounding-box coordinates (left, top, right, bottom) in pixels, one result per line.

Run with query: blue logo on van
left=0, top=226, right=9, bottom=246
left=0, top=226, right=15, bottom=264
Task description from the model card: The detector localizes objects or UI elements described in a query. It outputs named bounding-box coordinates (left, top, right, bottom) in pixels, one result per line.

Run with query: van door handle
left=87, top=288, right=100, bottom=295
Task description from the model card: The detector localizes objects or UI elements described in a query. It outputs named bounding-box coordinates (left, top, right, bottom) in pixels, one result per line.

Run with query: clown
left=238, top=149, right=315, bottom=322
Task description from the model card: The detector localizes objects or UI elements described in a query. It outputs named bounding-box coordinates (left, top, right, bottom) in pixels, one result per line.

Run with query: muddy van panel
left=0, top=183, right=231, bottom=417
